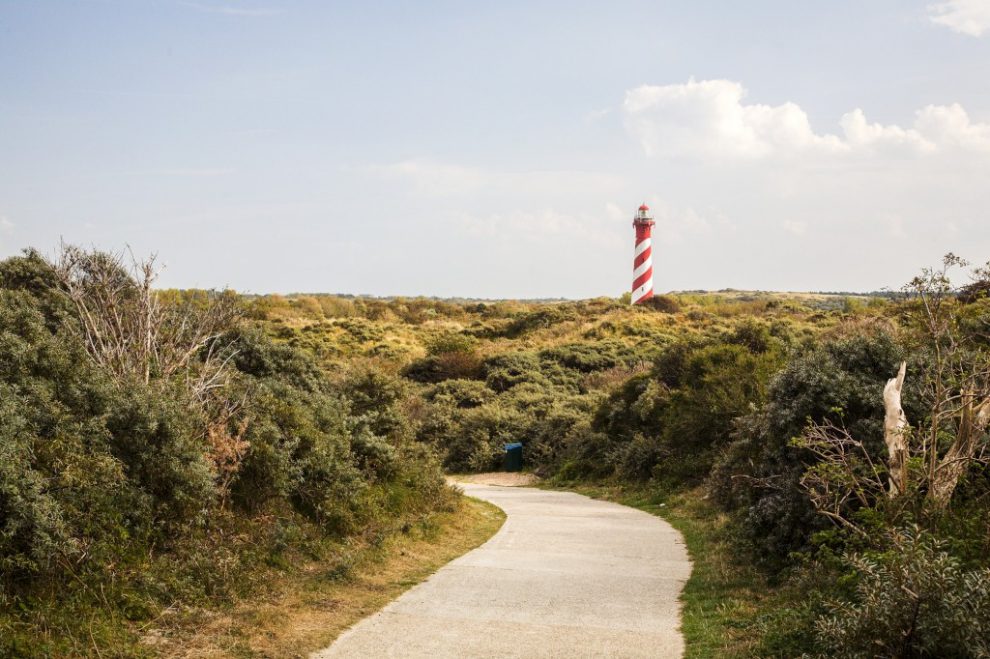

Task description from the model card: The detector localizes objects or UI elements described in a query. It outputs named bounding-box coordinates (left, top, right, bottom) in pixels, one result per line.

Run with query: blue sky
left=2, top=0, right=989, bottom=296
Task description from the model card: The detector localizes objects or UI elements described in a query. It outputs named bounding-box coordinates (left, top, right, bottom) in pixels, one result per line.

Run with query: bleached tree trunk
left=929, top=394, right=990, bottom=509
left=883, top=361, right=909, bottom=497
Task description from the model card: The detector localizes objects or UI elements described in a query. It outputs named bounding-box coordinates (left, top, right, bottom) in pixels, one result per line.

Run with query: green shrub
left=0, top=290, right=126, bottom=579
left=104, top=386, right=215, bottom=528
left=442, top=404, right=529, bottom=472
left=0, top=250, right=453, bottom=654
left=539, top=341, right=624, bottom=373
left=402, top=331, right=483, bottom=383
left=815, top=528, right=990, bottom=658
left=640, top=295, right=681, bottom=313
left=428, top=379, right=493, bottom=408
left=712, top=328, right=905, bottom=569
left=504, top=305, right=577, bottom=337
left=482, top=352, right=546, bottom=392
left=341, top=365, right=411, bottom=440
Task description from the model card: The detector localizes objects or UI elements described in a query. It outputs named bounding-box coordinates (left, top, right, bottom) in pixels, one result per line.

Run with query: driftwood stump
left=883, top=361, right=909, bottom=497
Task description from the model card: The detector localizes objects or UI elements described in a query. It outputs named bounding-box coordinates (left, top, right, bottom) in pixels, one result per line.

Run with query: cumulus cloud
left=914, top=103, right=990, bottom=150
left=929, top=0, right=990, bottom=37
left=624, top=78, right=990, bottom=159
left=623, top=79, right=846, bottom=158
left=837, top=109, right=935, bottom=155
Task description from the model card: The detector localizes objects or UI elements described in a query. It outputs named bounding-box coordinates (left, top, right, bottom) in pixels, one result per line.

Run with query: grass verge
left=544, top=481, right=769, bottom=658
left=145, top=496, right=505, bottom=658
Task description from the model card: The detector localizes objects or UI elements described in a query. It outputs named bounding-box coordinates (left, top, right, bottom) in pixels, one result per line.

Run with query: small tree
left=53, top=245, right=248, bottom=497
left=798, top=254, right=990, bottom=531
left=54, top=244, right=240, bottom=397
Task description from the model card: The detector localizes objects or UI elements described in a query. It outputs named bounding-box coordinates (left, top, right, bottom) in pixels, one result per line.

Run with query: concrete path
left=313, top=484, right=691, bottom=659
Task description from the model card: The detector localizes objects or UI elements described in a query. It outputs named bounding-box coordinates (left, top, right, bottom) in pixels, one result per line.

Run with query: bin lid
left=504, top=442, right=523, bottom=450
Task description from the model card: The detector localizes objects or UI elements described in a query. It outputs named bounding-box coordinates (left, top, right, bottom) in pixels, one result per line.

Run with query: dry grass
left=147, top=498, right=505, bottom=658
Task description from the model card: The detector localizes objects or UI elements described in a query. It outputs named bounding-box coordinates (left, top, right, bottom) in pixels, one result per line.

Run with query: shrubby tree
left=796, top=256, right=990, bottom=539
left=711, top=326, right=904, bottom=565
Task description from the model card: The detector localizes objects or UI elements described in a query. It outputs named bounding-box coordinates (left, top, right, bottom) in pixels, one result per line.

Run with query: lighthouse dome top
left=634, top=203, right=654, bottom=225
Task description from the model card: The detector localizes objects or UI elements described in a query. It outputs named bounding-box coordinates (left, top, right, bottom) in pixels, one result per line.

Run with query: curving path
left=314, top=483, right=692, bottom=659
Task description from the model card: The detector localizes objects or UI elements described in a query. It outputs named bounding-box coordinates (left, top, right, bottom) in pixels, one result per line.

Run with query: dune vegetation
left=0, top=249, right=458, bottom=657
left=4, top=246, right=990, bottom=657
left=246, top=255, right=990, bottom=657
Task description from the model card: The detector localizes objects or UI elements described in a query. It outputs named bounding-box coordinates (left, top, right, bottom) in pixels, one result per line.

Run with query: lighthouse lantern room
left=631, top=203, right=655, bottom=304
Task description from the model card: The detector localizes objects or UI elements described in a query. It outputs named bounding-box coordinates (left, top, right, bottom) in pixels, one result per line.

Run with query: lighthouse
left=631, top=203, right=655, bottom=304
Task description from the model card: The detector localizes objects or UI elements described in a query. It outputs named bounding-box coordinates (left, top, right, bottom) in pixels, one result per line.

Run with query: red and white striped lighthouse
left=631, top=203, right=655, bottom=304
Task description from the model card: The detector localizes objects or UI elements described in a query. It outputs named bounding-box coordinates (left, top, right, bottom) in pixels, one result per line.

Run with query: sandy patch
left=449, top=472, right=540, bottom=487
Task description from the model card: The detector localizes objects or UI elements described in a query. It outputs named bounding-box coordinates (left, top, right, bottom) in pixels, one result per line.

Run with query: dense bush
left=815, top=528, right=990, bottom=658
left=711, top=329, right=905, bottom=567
left=548, top=338, right=782, bottom=484
left=482, top=351, right=548, bottom=392
left=503, top=305, right=578, bottom=337
left=640, top=294, right=682, bottom=313
left=0, top=288, right=128, bottom=578
left=539, top=341, right=625, bottom=373
left=403, top=331, right=482, bottom=383
left=0, top=250, right=452, bottom=655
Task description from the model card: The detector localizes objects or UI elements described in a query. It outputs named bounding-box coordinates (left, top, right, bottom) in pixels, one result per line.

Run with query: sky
left=1, top=0, right=989, bottom=297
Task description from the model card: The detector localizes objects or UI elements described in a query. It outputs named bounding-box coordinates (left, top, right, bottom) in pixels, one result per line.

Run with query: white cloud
left=929, top=0, right=990, bottom=37
left=623, top=78, right=846, bottom=158
left=914, top=103, right=990, bottom=150
left=838, top=109, right=934, bottom=155
left=624, top=78, right=990, bottom=159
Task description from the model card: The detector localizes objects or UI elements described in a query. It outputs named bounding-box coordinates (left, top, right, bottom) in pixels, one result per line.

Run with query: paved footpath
left=313, top=483, right=692, bottom=659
